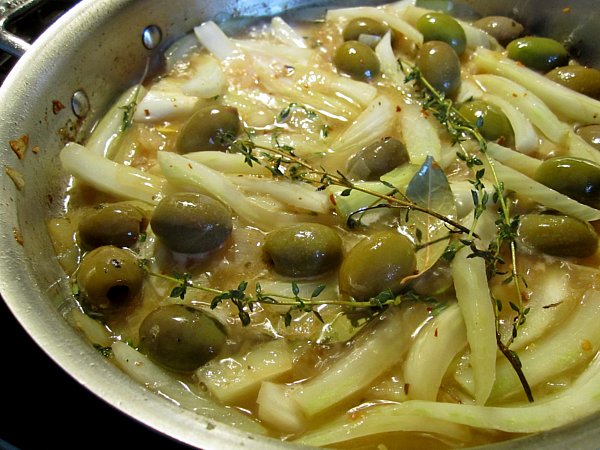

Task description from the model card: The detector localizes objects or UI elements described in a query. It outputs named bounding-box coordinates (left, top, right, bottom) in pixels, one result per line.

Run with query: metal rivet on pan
left=71, top=90, right=90, bottom=119
left=142, top=25, right=162, bottom=49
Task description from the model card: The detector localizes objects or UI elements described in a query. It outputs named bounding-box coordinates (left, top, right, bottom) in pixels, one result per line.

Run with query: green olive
left=176, top=105, right=241, bottom=154
left=151, top=193, right=233, bottom=254
left=458, top=100, right=514, bottom=145
left=519, top=214, right=598, bottom=257
left=343, top=18, right=390, bottom=42
left=139, top=304, right=227, bottom=372
left=78, top=202, right=148, bottom=250
left=576, top=124, right=600, bottom=151
left=339, top=231, right=416, bottom=301
left=334, top=40, right=380, bottom=81
left=347, top=137, right=409, bottom=181
left=473, top=16, right=524, bottom=47
left=534, top=156, right=600, bottom=209
left=410, top=259, right=453, bottom=296
left=416, top=40, right=461, bottom=98
left=263, top=223, right=343, bottom=278
left=506, top=37, right=568, bottom=72
left=76, top=246, right=144, bottom=310
left=545, top=66, right=600, bottom=99
left=416, top=12, right=466, bottom=56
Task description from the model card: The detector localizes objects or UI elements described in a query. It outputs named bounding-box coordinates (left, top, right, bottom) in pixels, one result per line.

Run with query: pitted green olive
left=458, top=100, right=514, bottom=145
left=473, top=16, right=524, bottom=47
left=534, top=156, right=600, bottom=209
left=263, top=223, right=343, bottom=278
left=347, top=137, right=409, bottom=181
left=416, top=12, right=466, bottom=56
left=519, top=214, right=598, bottom=258
left=545, top=66, right=600, bottom=99
left=339, top=231, right=416, bottom=301
left=576, top=124, right=600, bottom=151
left=506, top=37, right=568, bottom=72
left=343, top=17, right=390, bottom=42
left=139, top=304, right=227, bottom=372
left=76, top=246, right=144, bottom=310
left=334, top=40, right=380, bottom=81
left=78, top=202, right=148, bottom=250
left=176, top=105, right=241, bottom=154
left=151, top=193, right=233, bottom=254
left=416, top=41, right=461, bottom=98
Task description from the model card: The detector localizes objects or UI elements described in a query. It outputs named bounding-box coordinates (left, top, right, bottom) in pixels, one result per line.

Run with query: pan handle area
left=0, top=0, right=47, bottom=57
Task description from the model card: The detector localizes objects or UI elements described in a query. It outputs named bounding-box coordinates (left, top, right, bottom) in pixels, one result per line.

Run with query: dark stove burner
left=0, top=0, right=80, bottom=84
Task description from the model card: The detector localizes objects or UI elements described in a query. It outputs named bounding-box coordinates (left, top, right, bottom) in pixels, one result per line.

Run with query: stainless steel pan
left=1, top=0, right=600, bottom=448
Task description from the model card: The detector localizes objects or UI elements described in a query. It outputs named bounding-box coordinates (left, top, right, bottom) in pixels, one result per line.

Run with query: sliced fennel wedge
left=452, top=246, right=497, bottom=405
left=87, top=84, right=147, bottom=158
left=473, top=47, right=600, bottom=125
left=294, top=349, right=600, bottom=445
left=487, top=159, right=600, bottom=222
left=111, top=342, right=266, bottom=434
left=403, top=302, right=467, bottom=401
left=60, top=142, right=165, bottom=204
left=157, top=151, right=320, bottom=230
left=473, top=74, right=571, bottom=145
left=196, top=339, right=293, bottom=404
left=256, top=306, right=429, bottom=431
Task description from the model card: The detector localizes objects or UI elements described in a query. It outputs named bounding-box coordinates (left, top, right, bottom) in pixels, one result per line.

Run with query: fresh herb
left=276, top=102, right=318, bottom=123
left=402, top=63, right=532, bottom=402
left=94, top=344, right=112, bottom=358
left=143, top=267, right=433, bottom=327
left=221, top=130, right=473, bottom=236
left=119, top=84, right=142, bottom=132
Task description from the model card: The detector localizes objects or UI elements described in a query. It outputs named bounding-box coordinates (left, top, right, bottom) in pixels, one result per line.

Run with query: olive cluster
left=521, top=156, right=600, bottom=258
left=263, top=223, right=418, bottom=301
left=74, top=193, right=233, bottom=373
left=76, top=202, right=148, bottom=310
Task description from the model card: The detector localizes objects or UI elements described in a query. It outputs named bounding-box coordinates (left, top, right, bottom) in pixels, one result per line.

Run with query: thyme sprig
left=403, top=64, right=532, bottom=402
left=221, top=127, right=474, bottom=236
left=142, top=264, right=406, bottom=326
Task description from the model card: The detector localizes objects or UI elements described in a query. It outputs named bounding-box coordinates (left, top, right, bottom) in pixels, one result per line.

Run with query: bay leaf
left=403, top=155, right=457, bottom=282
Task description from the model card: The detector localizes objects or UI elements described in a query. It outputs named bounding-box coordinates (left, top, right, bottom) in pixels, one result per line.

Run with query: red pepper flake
left=404, top=383, right=410, bottom=395
left=13, top=228, right=24, bottom=246
left=144, top=109, right=151, bottom=117
left=52, top=99, right=65, bottom=114
left=9, top=135, right=29, bottom=160
left=434, top=327, right=439, bottom=337
left=396, top=105, right=402, bottom=112
left=329, top=193, right=337, bottom=206
left=581, top=339, right=593, bottom=351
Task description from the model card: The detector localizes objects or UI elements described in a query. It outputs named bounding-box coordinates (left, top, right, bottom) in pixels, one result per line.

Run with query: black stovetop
left=0, top=0, right=78, bottom=83
left=0, top=3, right=191, bottom=449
